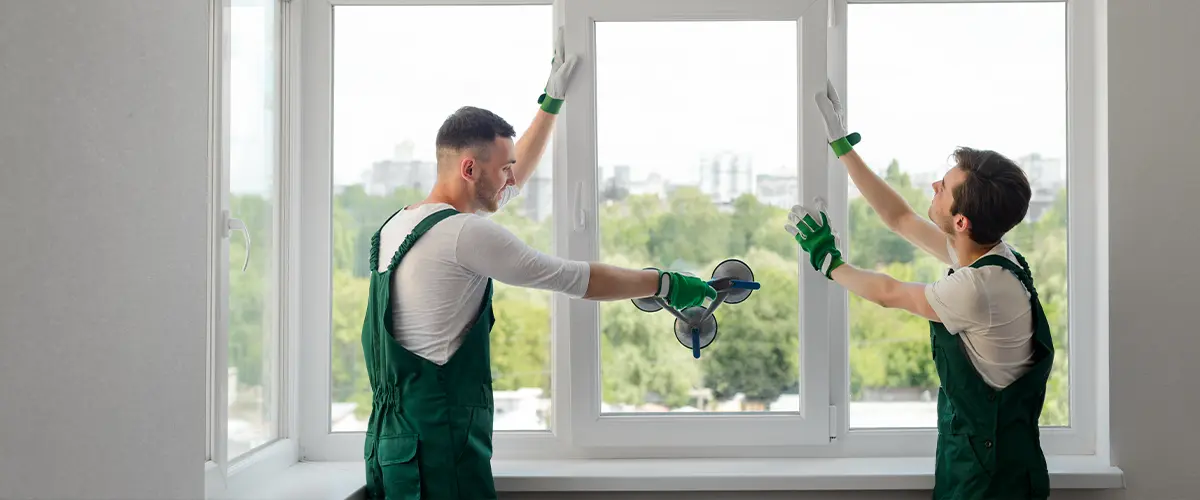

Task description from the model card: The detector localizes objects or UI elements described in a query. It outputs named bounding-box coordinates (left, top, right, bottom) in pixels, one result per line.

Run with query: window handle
left=574, top=181, right=586, bottom=231
left=223, top=210, right=251, bottom=272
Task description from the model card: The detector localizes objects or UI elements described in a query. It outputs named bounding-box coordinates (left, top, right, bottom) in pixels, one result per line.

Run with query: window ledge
left=491, top=456, right=1123, bottom=492
left=241, top=456, right=1121, bottom=499
left=216, top=461, right=366, bottom=500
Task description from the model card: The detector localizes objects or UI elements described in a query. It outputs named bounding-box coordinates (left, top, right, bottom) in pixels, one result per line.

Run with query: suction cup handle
left=726, top=279, right=760, bottom=290
left=708, top=277, right=761, bottom=291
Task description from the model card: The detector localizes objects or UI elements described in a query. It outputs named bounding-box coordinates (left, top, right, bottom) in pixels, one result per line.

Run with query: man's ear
left=955, top=215, right=971, bottom=233
left=460, top=157, right=475, bottom=181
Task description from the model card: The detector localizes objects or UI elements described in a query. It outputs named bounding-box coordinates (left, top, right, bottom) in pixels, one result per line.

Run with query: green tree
left=701, top=249, right=800, bottom=404
left=228, top=193, right=273, bottom=390
left=649, top=187, right=730, bottom=268
left=489, top=285, right=552, bottom=392
left=598, top=253, right=703, bottom=408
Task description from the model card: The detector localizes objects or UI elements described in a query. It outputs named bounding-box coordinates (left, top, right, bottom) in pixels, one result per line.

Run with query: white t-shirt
left=377, top=192, right=590, bottom=365
left=923, top=240, right=1035, bottom=390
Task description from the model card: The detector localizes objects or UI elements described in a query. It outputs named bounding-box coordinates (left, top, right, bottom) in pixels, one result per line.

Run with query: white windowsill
left=234, top=456, right=1122, bottom=499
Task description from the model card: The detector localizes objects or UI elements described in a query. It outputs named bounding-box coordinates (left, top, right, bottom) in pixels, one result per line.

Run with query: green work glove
left=538, top=27, right=578, bottom=115
left=785, top=197, right=845, bottom=279
left=650, top=268, right=717, bottom=310
left=813, top=79, right=862, bottom=157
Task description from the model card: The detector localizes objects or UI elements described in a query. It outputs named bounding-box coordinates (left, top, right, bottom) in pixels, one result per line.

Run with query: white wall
left=0, top=1, right=209, bottom=499
left=1106, top=0, right=1200, bottom=496
left=2, top=0, right=1197, bottom=499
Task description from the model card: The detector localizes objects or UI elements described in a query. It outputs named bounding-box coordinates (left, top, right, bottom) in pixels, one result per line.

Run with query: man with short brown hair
left=788, top=81, right=1053, bottom=499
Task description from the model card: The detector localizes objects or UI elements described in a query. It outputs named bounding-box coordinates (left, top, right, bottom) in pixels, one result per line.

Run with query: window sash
left=562, top=0, right=834, bottom=449
left=208, top=0, right=297, bottom=495
left=824, top=0, right=1097, bottom=456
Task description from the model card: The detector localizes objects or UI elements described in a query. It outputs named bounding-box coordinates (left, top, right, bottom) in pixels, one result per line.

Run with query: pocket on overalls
left=378, top=434, right=421, bottom=500
left=453, top=405, right=497, bottom=499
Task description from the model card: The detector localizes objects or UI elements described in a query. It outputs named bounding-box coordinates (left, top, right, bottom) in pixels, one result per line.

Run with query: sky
left=229, top=2, right=1066, bottom=194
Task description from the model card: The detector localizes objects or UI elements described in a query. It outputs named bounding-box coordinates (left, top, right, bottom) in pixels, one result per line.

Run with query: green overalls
left=362, top=207, right=498, bottom=500
left=931, top=252, right=1054, bottom=500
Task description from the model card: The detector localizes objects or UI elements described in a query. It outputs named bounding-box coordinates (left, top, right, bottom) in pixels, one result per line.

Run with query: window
left=226, top=0, right=282, bottom=459
left=209, top=0, right=289, bottom=484
left=300, top=1, right=557, bottom=458
left=299, top=0, right=1100, bottom=462
left=327, top=3, right=554, bottom=433
left=564, top=0, right=832, bottom=448
left=595, top=20, right=801, bottom=416
left=842, top=1, right=1070, bottom=430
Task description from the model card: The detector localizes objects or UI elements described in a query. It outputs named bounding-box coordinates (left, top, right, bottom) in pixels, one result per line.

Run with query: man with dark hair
left=788, top=81, right=1053, bottom=499
left=360, top=37, right=717, bottom=500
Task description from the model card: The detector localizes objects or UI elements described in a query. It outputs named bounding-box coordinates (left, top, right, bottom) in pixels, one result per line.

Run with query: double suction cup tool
left=630, top=259, right=761, bottom=359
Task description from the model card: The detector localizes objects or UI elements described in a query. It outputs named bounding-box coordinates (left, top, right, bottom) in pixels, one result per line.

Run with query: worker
left=788, top=80, right=1054, bottom=500
left=360, top=36, right=717, bottom=500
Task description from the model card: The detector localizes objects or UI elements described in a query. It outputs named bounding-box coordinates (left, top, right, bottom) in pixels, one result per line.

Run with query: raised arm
left=839, top=150, right=953, bottom=266
left=511, top=28, right=577, bottom=189
left=813, top=80, right=953, bottom=266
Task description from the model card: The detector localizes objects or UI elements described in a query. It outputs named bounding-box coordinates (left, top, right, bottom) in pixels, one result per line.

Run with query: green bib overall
left=931, top=252, right=1054, bottom=500
left=362, top=207, right=498, bottom=500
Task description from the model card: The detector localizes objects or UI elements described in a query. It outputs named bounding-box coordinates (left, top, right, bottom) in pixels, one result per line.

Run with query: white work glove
left=813, top=79, right=861, bottom=157
left=784, top=197, right=846, bottom=279
left=538, top=27, right=579, bottom=114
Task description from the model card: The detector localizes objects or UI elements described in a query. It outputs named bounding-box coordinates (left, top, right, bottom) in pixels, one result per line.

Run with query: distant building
left=754, top=174, right=798, bottom=209
left=361, top=140, right=436, bottom=197
left=1017, top=153, right=1065, bottom=221
left=698, top=152, right=754, bottom=204
left=598, top=165, right=668, bottom=202
left=520, top=167, right=553, bottom=222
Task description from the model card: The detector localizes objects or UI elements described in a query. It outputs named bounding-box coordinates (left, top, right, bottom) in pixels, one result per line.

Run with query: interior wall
left=1105, top=0, right=1200, bottom=497
left=0, top=1, right=210, bottom=499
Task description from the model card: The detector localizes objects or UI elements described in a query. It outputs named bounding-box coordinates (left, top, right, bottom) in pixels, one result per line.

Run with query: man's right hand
left=651, top=269, right=717, bottom=310
left=813, top=79, right=861, bottom=157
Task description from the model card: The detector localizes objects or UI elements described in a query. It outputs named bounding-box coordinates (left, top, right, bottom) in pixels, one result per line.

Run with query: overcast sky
left=229, top=2, right=1065, bottom=193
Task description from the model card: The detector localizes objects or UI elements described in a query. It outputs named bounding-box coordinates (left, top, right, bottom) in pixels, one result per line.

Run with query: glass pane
left=846, top=2, right=1068, bottom=429
left=596, top=21, right=801, bottom=414
left=228, top=0, right=279, bottom=459
left=331, top=5, right=554, bottom=431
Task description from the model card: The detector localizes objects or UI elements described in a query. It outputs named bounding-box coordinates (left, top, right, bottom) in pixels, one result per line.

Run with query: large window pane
left=330, top=6, right=554, bottom=431
left=596, top=21, right=801, bottom=414
left=228, top=0, right=280, bottom=459
left=846, top=2, right=1068, bottom=429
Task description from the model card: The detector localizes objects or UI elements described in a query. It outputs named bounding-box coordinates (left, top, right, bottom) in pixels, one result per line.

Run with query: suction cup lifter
left=629, top=259, right=761, bottom=359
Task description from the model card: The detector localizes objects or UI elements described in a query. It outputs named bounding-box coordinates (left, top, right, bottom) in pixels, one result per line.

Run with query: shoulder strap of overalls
left=969, top=249, right=1055, bottom=362
left=969, top=250, right=1036, bottom=298
left=370, top=207, right=460, bottom=273
left=369, top=207, right=407, bottom=273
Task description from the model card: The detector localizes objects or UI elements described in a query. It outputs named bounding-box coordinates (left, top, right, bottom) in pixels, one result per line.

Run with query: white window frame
left=206, top=0, right=302, bottom=496
left=824, top=0, right=1099, bottom=458
left=296, top=0, right=572, bottom=463
left=562, top=0, right=833, bottom=450
left=296, top=0, right=1105, bottom=463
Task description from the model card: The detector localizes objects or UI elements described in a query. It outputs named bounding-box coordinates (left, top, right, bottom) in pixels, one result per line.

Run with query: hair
left=949, top=147, right=1032, bottom=245
left=434, top=106, right=516, bottom=167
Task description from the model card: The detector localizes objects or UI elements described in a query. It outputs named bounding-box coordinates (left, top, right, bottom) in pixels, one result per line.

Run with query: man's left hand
left=539, top=27, right=579, bottom=114
left=785, top=197, right=845, bottom=279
